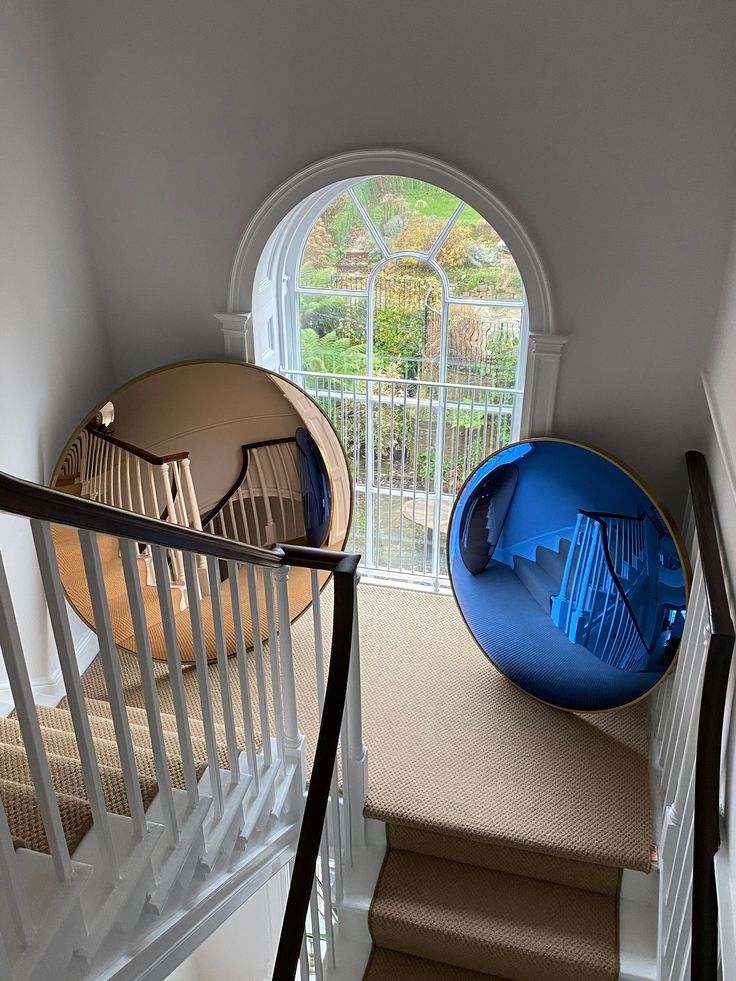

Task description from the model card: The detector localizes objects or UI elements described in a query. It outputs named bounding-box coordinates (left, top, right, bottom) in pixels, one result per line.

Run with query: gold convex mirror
left=51, top=360, right=352, bottom=662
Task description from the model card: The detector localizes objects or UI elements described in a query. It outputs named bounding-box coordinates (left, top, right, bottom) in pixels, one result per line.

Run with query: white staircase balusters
left=0, top=800, right=36, bottom=947
left=151, top=544, right=201, bottom=809
left=226, top=560, right=259, bottom=791
left=119, top=538, right=181, bottom=848
left=78, top=530, right=148, bottom=840
left=206, top=556, right=241, bottom=786
left=31, top=520, right=120, bottom=886
left=263, top=568, right=287, bottom=772
left=0, top=553, right=74, bottom=884
left=182, top=552, right=225, bottom=821
left=246, top=563, right=273, bottom=770
left=0, top=465, right=366, bottom=981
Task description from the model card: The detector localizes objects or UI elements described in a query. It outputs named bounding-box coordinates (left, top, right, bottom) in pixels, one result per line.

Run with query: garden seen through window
left=280, top=175, right=528, bottom=587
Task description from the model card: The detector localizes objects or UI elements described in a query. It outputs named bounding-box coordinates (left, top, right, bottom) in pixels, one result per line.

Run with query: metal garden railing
left=283, top=369, right=523, bottom=590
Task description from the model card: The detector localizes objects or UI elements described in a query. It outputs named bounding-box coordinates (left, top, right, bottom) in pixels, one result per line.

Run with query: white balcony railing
left=283, top=369, right=523, bottom=590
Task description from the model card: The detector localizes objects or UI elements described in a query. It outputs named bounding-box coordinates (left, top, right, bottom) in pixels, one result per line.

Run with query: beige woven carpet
left=0, top=703, right=237, bottom=854
left=2, top=582, right=650, bottom=977
left=76, top=581, right=651, bottom=873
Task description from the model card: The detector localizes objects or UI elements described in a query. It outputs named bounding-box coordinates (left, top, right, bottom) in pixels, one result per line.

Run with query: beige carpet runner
left=0, top=583, right=652, bottom=980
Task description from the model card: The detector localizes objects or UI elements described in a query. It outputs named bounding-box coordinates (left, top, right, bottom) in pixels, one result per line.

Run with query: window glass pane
left=300, top=193, right=381, bottom=291
left=299, top=295, right=367, bottom=374
left=445, top=304, right=522, bottom=388
left=437, top=215, right=523, bottom=301
left=372, top=258, right=443, bottom=381
left=353, top=176, right=461, bottom=255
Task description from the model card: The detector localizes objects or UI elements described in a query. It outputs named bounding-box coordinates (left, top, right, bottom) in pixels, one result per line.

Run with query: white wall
left=0, top=0, right=113, bottom=685
left=165, top=867, right=289, bottom=981
left=49, top=0, right=736, bottom=511
left=702, top=219, right=736, bottom=971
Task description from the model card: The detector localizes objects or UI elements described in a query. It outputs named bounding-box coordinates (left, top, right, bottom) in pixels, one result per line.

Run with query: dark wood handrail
left=0, top=466, right=362, bottom=980
left=686, top=450, right=735, bottom=981
left=0, top=470, right=287, bottom=568
left=272, top=552, right=359, bottom=980
left=200, top=437, right=298, bottom=529
left=85, top=425, right=189, bottom=466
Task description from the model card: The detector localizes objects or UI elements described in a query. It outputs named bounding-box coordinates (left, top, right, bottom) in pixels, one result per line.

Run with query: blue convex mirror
left=448, top=439, right=689, bottom=711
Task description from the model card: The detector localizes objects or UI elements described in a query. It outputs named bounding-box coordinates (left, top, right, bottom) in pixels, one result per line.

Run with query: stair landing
left=300, top=584, right=652, bottom=873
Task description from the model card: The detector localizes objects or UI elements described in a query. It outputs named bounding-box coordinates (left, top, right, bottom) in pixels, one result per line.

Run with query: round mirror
left=448, top=439, right=689, bottom=711
left=51, top=361, right=352, bottom=661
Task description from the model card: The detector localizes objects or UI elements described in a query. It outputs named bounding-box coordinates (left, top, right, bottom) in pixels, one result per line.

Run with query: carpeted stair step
left=512, top=555, right=559, bottom=613
left=534, top=540, right=570, bottom=591
left=369, top=850, right=618, bottom=981
left=0, top=778, right=92, bottom=855
left=365, top=948, right=510, bottom=981
left=0, top=716, right=194, bottom=792
left=34, top=704, right=232, bottom=771
left=0, top=742, right=160, bottom=816
left=386, top=824, right=619, bottom=896
left=82, top=696, right=238, bottom=748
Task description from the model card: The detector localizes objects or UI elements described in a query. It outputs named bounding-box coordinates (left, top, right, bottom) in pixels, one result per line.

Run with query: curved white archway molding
left=217, top=148, right=567, bottom=435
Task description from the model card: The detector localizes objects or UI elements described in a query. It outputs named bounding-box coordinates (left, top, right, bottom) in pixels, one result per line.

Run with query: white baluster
left=227, top=560, right=259, bottom=791
left=246, top=564, right=272, bottom=769
left=151, top=545, right=200, bottom=809
left=309, top=873, right=324, bottom=981
left=205, top=556, right=240, bottom=786
left=0, top=798, right=36, bottom=946
left=119, top=538, right=180, bottom=846
left=182, top=552, right=224, bottom=819
left=78, top=530, right=147, bottom=839
left=31, top=520, right=119, bottom=884
left=263, top=568, right=286, bottom=769
left=0, top=552, right=73, bottom=882
left=274, top=566, right=300, bottom=753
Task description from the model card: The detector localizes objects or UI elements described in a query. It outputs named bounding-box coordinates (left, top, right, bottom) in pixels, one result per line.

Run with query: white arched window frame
left=217, top=150, right=566, bottom=440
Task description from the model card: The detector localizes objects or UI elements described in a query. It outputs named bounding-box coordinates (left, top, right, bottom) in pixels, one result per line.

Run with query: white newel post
left=273, top=567, right=300, bottom=753
left=346, top=574, right=368, bottom=852
left=215, top=312, right=252, bottom=362
left=519, top=332, right=568, bottom=437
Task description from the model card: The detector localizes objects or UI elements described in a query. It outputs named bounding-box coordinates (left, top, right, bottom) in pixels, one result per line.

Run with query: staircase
left=0, top=469, right=363, bottom=981
left=512, top=538, right=571, bottom=613
left=323, top=581, right=656, bottom=981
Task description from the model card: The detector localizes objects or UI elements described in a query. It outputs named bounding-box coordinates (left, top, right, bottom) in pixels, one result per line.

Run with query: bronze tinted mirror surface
left=448, top=439, right=689, bottom=711
left=52, top=361, right=352, bottom=661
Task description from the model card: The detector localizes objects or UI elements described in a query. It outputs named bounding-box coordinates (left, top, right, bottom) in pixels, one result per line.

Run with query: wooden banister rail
left=0, top=471, right=283, bottom=569
left=272, top=550, right=359, bottom=980
left=200, top=437, right=298, bottom=530
left=686, top=450, right=735, bottom=981
left=85, top=425, right=189, bottom=467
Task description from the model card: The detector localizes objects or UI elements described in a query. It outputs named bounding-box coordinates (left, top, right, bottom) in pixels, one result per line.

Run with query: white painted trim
left=702, top=370, right=736, bottom=508
left=519, top=331, right=568, bottom=436
left=0, top=626, right=98, bottom=709
left=225, top=148, right=556, bottom=337
left=215, top=312, right=252, bottom=362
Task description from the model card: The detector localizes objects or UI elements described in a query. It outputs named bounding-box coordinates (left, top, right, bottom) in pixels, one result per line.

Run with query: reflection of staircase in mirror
left=512, top=538, right=571, bottom=612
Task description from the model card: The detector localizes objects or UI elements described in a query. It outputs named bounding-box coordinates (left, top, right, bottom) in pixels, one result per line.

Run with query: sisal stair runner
left=0, top=701, right=239, bottom=854
left=354, top=586, right=652, bottom=981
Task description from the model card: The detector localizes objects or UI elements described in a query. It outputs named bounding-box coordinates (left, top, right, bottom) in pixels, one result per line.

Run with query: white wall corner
left=520, top=332, right=568, bottom=437
left=0, top=627, right=99, bottom=714
left=215, top=312, right=252, bottom=362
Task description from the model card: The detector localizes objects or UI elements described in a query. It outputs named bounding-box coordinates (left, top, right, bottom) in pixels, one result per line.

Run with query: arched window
left=224, top=156, right=563, bottom=590
left=294, top=177, right=526, bottom=394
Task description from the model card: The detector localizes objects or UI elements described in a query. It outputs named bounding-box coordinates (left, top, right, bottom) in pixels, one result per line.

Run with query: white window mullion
left=348, top=186, right=391, bottom=259
left=427, top=202, right=465, bottom=261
